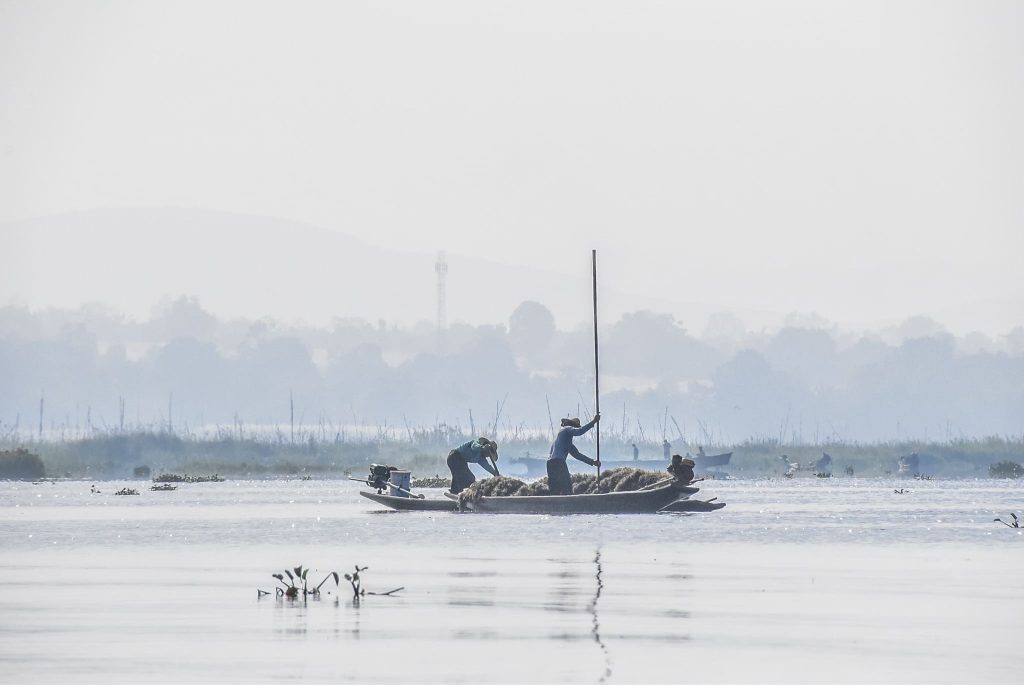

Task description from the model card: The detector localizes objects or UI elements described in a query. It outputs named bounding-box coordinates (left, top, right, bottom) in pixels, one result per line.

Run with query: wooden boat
left=359, top=490, right=459, bottom=512
left=695, top=451, right=732, bottom=469
left=448, top=481, right=700, bottom=515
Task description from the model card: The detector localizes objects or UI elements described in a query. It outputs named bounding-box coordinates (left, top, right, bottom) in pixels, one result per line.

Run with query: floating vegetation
left=989, top=461, right=1024, bottom=479
left=150, top=483, right=177, bottom=491
left=993, top=513, right=1020, bottom=528
left=258, top=564, right=403, bottom=602
left=0, top=448, right=45, bottom=480
left=344, top=565, right=404, bottom=602
left=153, top=473, right=225, bottom=483
left=114, top=487, right=139, bottom=496
left=265, top=565, right=339, bottom=599
left=411, top=475, right=451, bottom=488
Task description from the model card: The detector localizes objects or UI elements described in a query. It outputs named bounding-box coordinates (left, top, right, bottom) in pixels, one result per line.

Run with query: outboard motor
left=367, top=464, right=397, bottom=493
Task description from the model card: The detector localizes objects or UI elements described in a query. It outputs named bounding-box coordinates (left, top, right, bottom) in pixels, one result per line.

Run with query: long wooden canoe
left=359, top=490, right=459, bottom=511
left=454, top=482, right=699, bottom=514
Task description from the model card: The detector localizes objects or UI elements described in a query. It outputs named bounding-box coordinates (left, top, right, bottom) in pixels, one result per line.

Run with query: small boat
left=447, top=481, right=700, bottom=515
left=359, top=491, right=460, bottom=512
left=695, top=451, right=732, bottom=469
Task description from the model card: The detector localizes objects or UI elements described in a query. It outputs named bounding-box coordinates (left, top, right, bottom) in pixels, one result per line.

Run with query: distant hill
left=0, top=207, right=737, bottom=328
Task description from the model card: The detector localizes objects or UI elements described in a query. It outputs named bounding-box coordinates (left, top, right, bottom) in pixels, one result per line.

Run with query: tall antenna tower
left=435, top=251, right=448, bottom=352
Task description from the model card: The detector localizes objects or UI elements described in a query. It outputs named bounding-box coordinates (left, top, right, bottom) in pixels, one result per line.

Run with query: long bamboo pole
left=592, top=249, right=601, bottom=482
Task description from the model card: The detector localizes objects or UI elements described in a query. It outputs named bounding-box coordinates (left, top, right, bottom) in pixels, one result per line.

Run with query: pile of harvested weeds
left=569, top=467, right=667, bottom=494
left=458, top=468, right=666, bottom=504
left=461, top=476, right=529, bottom=500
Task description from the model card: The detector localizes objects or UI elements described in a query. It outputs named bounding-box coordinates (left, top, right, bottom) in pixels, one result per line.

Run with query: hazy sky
left=1, top=1, right=1021, bottom=333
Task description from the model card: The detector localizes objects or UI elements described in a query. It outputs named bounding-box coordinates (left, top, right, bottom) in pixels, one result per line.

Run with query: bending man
left=546, top=414, right=600, bottom=495
left=447, top=437, right=499, bottom=494
left=667, top=454, right=695, bottom=484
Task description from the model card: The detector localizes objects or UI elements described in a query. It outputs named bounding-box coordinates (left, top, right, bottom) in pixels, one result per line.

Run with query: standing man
left=447, top=437, right=499, bottom=494
left=547, top=414, right=600, bottom=495
left=662, top=439, right=671, bottom=461
left=632, top=443, right=639, bottom=461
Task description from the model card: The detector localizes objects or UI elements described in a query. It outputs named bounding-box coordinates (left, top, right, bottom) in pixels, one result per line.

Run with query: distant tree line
left=0, top=448, right=45, bottom=480
left=1, top=299, right=1022, bottom=443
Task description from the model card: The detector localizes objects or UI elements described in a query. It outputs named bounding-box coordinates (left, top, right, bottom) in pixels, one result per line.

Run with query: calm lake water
left=1, top=478, right=1022, bottom=683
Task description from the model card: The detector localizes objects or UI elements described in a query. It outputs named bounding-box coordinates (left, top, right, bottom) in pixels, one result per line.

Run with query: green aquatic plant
left=344, top=565, right=404, bottom=602
left=344, top=565, right=368, bottom=599
left=993, top=513, right=1020, bottom=528
left=259, top=563, right=403, bottom=602
left=264, top=565, right=341, bottom=599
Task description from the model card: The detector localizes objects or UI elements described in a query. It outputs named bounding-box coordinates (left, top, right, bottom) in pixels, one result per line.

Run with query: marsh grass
left=4, top=430, right=1020, bottom=479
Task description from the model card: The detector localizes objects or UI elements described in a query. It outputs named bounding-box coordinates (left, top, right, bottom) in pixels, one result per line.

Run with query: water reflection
left=446, top=584, right=496, bottom=608
left=590, top=548, right=612, bottom=683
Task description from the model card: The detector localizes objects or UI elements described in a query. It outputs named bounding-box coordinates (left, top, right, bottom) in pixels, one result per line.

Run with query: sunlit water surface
left=1, top=478, right=1022, bottom=683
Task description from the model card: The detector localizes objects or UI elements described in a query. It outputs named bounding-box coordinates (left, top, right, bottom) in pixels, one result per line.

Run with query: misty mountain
left=0, top=207, right=753, bottom=331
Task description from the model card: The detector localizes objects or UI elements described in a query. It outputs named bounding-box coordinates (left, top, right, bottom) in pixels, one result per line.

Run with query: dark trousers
left=447, top=451, right=476, bottom=494
left=546, top=459, right=572, bottom=495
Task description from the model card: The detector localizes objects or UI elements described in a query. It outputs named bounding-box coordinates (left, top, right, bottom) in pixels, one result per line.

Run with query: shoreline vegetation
left=2, top=431, right=1021, bottom=480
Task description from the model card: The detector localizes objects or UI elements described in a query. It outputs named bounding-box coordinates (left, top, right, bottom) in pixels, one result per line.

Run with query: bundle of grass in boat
left=516, top=478, right=551, bottom=496
left=455, top=477, right=518, bottom=510
left=570, top=467, right=665, bottom=494
left=462, top=476, right=530, bottom=500
left=458, top=468, right=664, bottom=503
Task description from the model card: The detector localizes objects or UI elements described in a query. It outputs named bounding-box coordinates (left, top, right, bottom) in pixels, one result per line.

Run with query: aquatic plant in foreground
left=258, top=564, right=404, bottom=601
left=993, top=513, right=1020, bottom=528
left=262, top=565, right=339, bottom=599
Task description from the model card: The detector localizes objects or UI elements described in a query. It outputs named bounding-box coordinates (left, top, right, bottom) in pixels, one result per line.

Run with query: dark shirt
left=668, top=463, right=694, bottom=483
left=548, top=418, right=599, bottom=465
left=454, top=440, right=499, bottom=476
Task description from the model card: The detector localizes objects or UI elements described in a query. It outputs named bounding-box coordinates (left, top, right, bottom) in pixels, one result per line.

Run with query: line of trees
left=1, top=298, right=1022, bottom=444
